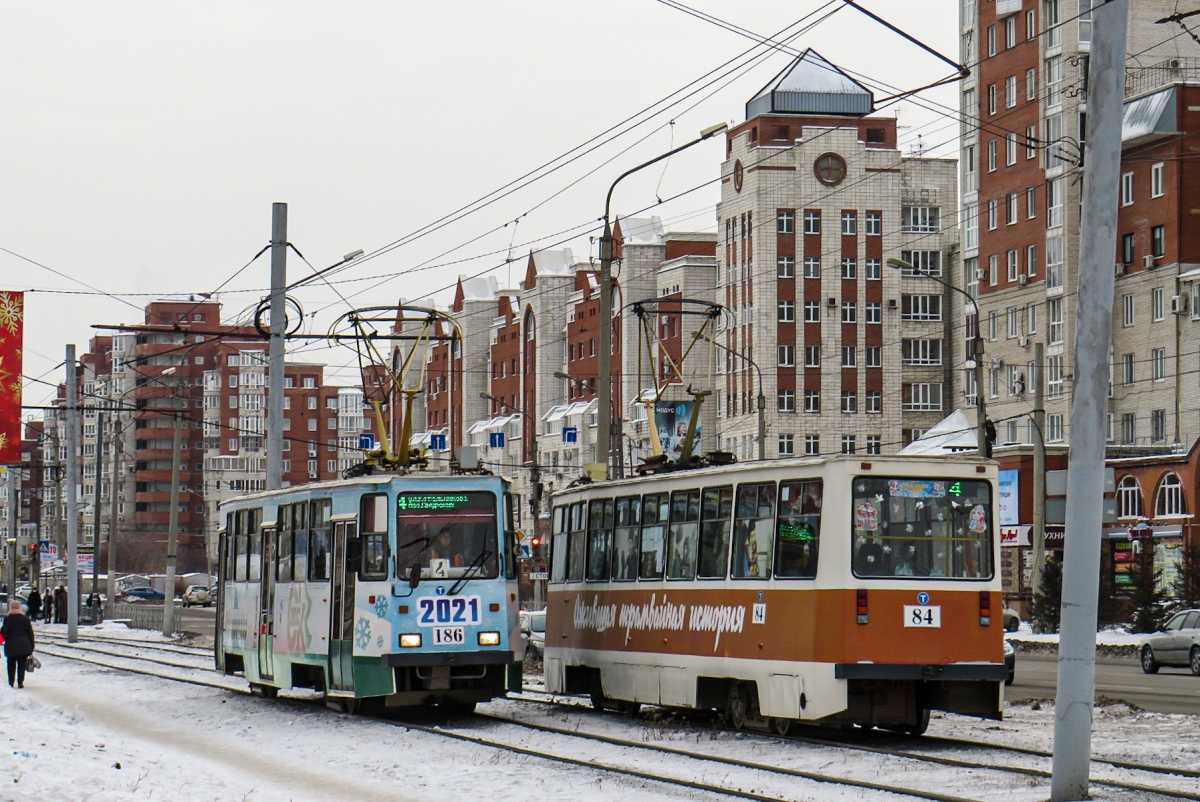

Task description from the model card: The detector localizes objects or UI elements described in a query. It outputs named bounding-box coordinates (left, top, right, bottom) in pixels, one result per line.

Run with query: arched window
left=1117, top=476, right=1143, bottom=519
left=1155, top=473, right=1185, bottom=517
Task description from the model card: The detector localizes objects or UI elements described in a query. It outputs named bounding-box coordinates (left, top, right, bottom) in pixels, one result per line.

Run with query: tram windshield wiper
left=447, top=548, right=492, bottom=596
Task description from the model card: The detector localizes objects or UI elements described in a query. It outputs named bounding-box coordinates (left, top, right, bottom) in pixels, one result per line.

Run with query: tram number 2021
left=417, top=595, right=483, bottom=627
left=903, top=605, right=942, bottom=628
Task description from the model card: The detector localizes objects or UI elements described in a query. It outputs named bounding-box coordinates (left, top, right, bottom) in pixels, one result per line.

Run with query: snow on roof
left=1122, top=86, right=1176, bottom=145
left=619, top=216, right=664, bottom=245
left=746, top=49, right=874, bottom=118
left=898, top=409, right=979, bottom=455
left=532, top=248, right=575, bottom=276
left=459, top=275, right=499, bottom=301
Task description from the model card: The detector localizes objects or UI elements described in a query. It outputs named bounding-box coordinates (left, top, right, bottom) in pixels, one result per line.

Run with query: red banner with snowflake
left=0, top=291, right=23, bottom=464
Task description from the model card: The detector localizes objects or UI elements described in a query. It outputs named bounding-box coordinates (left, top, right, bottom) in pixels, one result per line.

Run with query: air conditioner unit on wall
left=1018, top=335, right=1030, bottom=348
left=1115, top=262, right=1127, bottom=276
left=1143, top=254, right=1158, bottom=269
left=1171, top=295, right=1186, bottom=314
left=1017, top=274, right=1028, bottom=286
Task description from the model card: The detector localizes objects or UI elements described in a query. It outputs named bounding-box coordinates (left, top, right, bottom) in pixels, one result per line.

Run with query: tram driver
left=431, top=529, right=465, bottom=567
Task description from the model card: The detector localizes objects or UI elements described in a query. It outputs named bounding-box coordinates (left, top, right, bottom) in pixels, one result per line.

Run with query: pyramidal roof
left=746, top=49, right=874, bottom=119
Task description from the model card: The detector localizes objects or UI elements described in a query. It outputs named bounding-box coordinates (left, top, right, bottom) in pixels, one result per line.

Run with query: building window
left=865, top=435, right=881, bottom=454
left=864, top=301, right=881, bottom=324
left=1122, top=353, right=1134, bottom=385
left=901, top=207, right=939, bottom=233
left=1151, top=286, right=1164, bottom=321
left=777, top=390, right=795, bottom=412
left=803, top=390, right=820, bottom=413
left=841, top=257, right=857, bottom=279
left=1045, top=55, right=1062, bottom=107
left=841, top=302, right=857, bottom=324
left=841, top=211, right=857, bottom=235
left=865, top=391, right=881, bottom=413
left=1047, top=355, right=1064, bottom=398
left=899, top=250, right=941, bottom=276
left=803, top=210, right=821, bottom=234
left=777, top=210, right=794, bottom=233
left=841, top=391, right=857, bottom=414
left=1151, top=162, right=1165, bottom=198
left=1047, top=412, right=1064, bottom=443
left=902, top=383, right=943, bottom=412
left=1026, top=244, right=1037, bottom=276
left=865, top=346, right=881, bottom=368
left=902, top=339, right=942, bottom=365
left=778, top=345, right=795, bottom=366
left=1122, top=293, right=1135, bottom=327
left=1005, top=13, right=1017, bottom=47
left=1152, top=348, right=1166, bottom=381
left=1006, top=133, right=1018, bottom=166
left=988, top=83, right=997, bottom=115
left=1047, top=177, right=1063, bottom=228
left=778, top=301, right=795, bottom=322
left=987, top=199, right=998, bottom=230
left=777, top=256, right=794, bottom=278
left=1026, top=126, right=1037, bottom=159
left=1152, top=410, right=1167, bottom=443
left=839, top=435, right=856, bottom=454
left=803, top=301, right=820, bottom=323
left=1007, top=249, right=1019, bottom=281
left=988, top=140, right=997, bottom=172
left=802, top=257, right=820, bottom=279
left=988, top=254, right=999, bottom=285
left=1006, top=193, right=1018, bottom=224
left=804, top=345, right=820, bottom=367
left=1157, top=474, right=1185, bottom=515
left=1047, top=235, right=1063, bottom=288
left=901, top=295, right=941, bottom=321
left=778, top=434, right=794, bottom=456
left=841, top=346, right=857, bottom=367
left=864, top=257, right=882, bottom=280
left=1005, top=75, right=1017, bottom=108
left=1117, top=476, right=1143, bottom=518
left=1121, top=172, right=1134, bottom=206
left=1151, top=225, right=1165, bottom=258
left=1121, top=412, right=1136, bottom=444
left=803, top=435, right=820, bottom=456
left=987, top=24, right=996, bottom=55
left=865, top=211, right=881, bottom=235
left=1048, top=298, right=1064, bottom=344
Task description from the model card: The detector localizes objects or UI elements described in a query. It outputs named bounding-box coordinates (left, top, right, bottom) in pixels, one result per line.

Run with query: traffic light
left=530, top=535, right=542, bottom=560
left=983, top=419, right=997, bottom=458
left=28, top=543, right=38, bottom=558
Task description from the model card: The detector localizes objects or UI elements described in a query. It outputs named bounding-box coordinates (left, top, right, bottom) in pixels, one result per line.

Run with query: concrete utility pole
left=106, top=419, right=122, bottom=608
left=91, top=409, right=104, bottom=617
left=65, top=345, right=80, bottom=642
left=1051, top=2, right=1127, bottom=799
left=267, top=202, right=287, bottom=491
left=162, top=375, right=184, bottom=637
left=1030, top=342, right=1047, bottom=597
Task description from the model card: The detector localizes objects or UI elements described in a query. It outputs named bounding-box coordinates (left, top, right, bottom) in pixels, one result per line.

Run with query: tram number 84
left=417, top=595, right=483, bottom=627
left=903, top=605, right=942, bottom=628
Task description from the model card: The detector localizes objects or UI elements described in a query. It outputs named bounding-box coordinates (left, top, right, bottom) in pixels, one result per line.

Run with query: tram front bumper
left=382, top=650, right=514, bottom=668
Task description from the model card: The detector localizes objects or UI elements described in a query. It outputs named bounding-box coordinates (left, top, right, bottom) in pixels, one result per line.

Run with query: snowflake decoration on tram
left=374, top=595, right=389, bottom=619
left=354, top=616, right=371, bottom=649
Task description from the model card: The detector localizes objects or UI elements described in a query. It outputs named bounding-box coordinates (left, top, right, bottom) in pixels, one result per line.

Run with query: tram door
left=215, top=528, right=228, bottom=672
left=258, top=526, right=277, bottom=681
left=328, top=520, right=357, bottom=691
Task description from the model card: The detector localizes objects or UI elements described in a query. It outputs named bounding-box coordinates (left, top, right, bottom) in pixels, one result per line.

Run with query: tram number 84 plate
left=903, top=605, right=942, bottom=628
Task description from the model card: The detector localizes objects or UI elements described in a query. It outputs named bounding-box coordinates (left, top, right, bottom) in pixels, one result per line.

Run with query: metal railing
left=1126, top=58, right=1200, bottom=99
left=103, top=601, right=166, bottom=632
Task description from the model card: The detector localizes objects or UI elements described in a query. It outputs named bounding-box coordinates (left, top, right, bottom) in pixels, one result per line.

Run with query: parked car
left=519, top=610, right=546, bottom=659
left=117, top=586, right=166, bottom=602
left=1139, top=609, right=1200, bottom=675
left=1004, top=639, right=1016, bottom=685
left=1001, top=604, right=1021, bottom=633
left=0, top=593, right=28, bottom=615
left=182, top=585, right=211, bottom=608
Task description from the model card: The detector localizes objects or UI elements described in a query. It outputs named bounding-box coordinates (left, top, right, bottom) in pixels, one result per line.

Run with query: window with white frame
left=1157, top=473, right=1185, bottom=516
left=899, top=250, right=941, bottom=276
left=902, top=383, right=943, bottom=411
left=901, top=206, right=939, bottom=233
left=1047, top=354, right=1064, bottom=397
left=1117, top=476, right=1143, bottom=518
left=902, top=338, right=942, bottom=365
left=865, top=211, right=881, bottom=235
left=1005, top=75, right=1017, bottom=108
left=778, top=345, right=794, bottom=366
left=777, top=256, right=795, bottom=278
left=778, top=301, right=795, bottom=322
left=988, top=140, right=997, bottom=172
left=841, top=302, right=857, bottom=323
left=963, top=203, right=978, bottom=250
left=778, top=390, right=795, bottom=412
left=1047, top=177, right=1063, bottom=228
left=988, top=199, right=998, bottom=230
left=803, top=390, right=820, bottom=413
left=777, top=210, right=794, bottom=233
left=841, top=257, right=857, bottom=279
left=842, top=211, right=857, bottom=235
left=1027, top=302, right=1038, bottom=333
left=1151, top=162, right=1165, bottom=198
left=1007, top=249, right=1019, bottom=281
left=1047, top=412, right=1064, bottom=442
left=1005, top=14, right=1017, bottom=47
left=804, top=434, right=820, bottom=456
left=804, top=345, right=820, bottom=367
left=865, top=346, right=881, bottom=367
left=866, top=391, right=881, bottom=413
left=1026, top=243, right=1037, bottom=276
left=901, top=295, right=941, bottom=321
left=841, top=435, right=857, bottom=454
left=1121, top=412, right=1136, bottom=444
left=778, top=434, right=794, bottom=456
left=1121, top=172, right=1134, bottom=206
left=865, top=301, right=881, bottom=324
left=1122, top=353, right=1134, bottom=385
left=1152, top=348, right=1166, bottom=381
left=1045, top=55, right=1062, bottom=107
left=803, top=301, right=820, bottom=323
left=1048, top=298, right=1063, bottom=343
left=1152, top=287, right=1164, bottom=321
left=841, top=391, right=857, bottom=413
left=1026, top=67, right=1037, bottom=100
left=865, top=257, right=881, bottom=280
left=1122, top=293, right=1135, bottom=327
left=1007, top=306, right=1019, bottom=338
left=1006, top=133, right=1018, bottom=166
left=803, top=257, right=820, bottom=278
left=988, top=84, right=997, bottom=115
left=1046, top=235, right=1063, bottom=288
left=1152, top=409, right=1167, bottom=443
left=866, top=434, right=881, bottom=454
left=841, top=345, right=856, bottom=367
left=803, top=210, right=821, bottom=234
left=1007, top=193, right=1018, bottom=223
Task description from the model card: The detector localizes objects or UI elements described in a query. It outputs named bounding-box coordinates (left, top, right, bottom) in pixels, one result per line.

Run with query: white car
left=519, top=610, right=546, bottom=659
left=182, top=586, right=212, bottom=608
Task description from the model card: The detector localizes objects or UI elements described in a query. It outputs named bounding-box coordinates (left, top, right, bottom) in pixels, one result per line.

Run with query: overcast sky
left=2, top=0, right=959, bottom=410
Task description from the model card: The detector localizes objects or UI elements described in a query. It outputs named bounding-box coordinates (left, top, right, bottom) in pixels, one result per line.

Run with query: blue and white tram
left=216, top=473, right=521, bottom=711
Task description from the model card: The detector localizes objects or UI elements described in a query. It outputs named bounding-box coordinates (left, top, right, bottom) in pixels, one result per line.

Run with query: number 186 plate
left=432, top=627, right=465, bottom=645
left=903, top=605, right=942, bottom=628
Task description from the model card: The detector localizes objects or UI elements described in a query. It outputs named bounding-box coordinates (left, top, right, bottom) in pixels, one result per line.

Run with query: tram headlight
left=477, top=631, right=501, bottom=646
left=400, top=633, right=422, bottom=648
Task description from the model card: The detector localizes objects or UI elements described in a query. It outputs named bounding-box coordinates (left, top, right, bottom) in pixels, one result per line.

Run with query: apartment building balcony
left=995, top=0, right=1023, bottom=16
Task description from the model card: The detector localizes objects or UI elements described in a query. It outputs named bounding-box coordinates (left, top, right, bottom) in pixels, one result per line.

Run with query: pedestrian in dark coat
left=25, top=588, right=41, bottom=621
left=54, top=586, right=67, bottom=624
left=1, top=600, right=36, bottom=688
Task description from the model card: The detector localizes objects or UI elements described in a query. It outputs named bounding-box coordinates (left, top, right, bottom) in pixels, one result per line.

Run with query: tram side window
left=232, top=515, right=249, bottom=582
left=732, top=483, right=776, bottom=579
left=639, top=493, right=669, bottom=580
left=586, top=499, right=614, bottom=581
left=308, top=499, right=331, bottom=581
left=277, top=503, right=294, bottom=582
left=567, top=502, right=587, bottom=582
left=360, top=493, right=389, bottom=580
left=775, top=480, right=821, bottom=579
left=667, top=490, right=701, bottom=580
left=292, top=501, right=309, bottom=581
left=851, top=477, right=994, bottom=579
left=698, top=487, right=733, bottom=579
left=550, top=505, right=569, bottom=583
left=610, top=496, right=641, bottom=581
left=248, top=526, right=262, bottom=581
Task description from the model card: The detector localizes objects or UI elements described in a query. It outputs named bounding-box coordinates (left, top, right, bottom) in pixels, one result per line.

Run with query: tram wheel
left=726, top=682, right=750, bottom=730
left=770, top=717, right=793, bottom=736
left=902, top=708, right=930, bottom=737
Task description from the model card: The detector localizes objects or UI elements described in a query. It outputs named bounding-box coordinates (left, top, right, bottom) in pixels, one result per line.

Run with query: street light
left=552, top=371, right=594, bottom=395
left=597, top=121, right=729, bottom=480
left=696, top=333, right=765, bottom=461
left=886, top=257, right=989, bottom=458
left=159, top=366, right=184, bottom=637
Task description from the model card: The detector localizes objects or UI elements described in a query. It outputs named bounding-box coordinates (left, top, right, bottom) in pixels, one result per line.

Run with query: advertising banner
left=654, top=400, right=699, bottom=458
left=997, top=469, right=1019, bottom=526
left=0, top=291, right=23, bottom=464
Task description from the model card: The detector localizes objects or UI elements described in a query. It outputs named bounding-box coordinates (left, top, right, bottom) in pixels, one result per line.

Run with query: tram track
left=37, top=643, right=1200, bottom=801
left=500, top=691, right=1200, bottom=800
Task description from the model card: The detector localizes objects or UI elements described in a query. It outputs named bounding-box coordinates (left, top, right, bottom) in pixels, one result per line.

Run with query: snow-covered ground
left=1, top=622, right=1195, bottom=801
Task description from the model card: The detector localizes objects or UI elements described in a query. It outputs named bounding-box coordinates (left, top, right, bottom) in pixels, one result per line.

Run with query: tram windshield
left=394, top=492, right=499, bottom=581
left=851, top=477, right=994, bottom=579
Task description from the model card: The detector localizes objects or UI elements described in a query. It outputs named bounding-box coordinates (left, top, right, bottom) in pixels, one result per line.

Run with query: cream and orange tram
left=543, top=455, right=1005, bottom=734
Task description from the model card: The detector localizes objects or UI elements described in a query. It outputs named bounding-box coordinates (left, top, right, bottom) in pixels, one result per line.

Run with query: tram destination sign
left=397, top=492, right=493, bottom=512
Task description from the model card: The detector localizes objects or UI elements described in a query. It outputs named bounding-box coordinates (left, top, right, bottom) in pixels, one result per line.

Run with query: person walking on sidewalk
left=1, top=600, right=36, bottom=688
